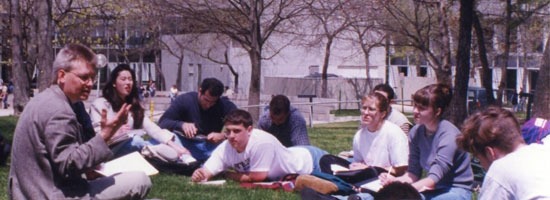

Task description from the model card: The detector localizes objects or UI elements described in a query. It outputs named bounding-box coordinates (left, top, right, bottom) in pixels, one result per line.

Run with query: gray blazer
left=8, top=85, right=113, bottom=199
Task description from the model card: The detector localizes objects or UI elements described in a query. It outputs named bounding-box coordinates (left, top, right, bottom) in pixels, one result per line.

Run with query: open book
left=95, top=152, right=159, bottom=176
left=330, top=164, right=387, bottom=192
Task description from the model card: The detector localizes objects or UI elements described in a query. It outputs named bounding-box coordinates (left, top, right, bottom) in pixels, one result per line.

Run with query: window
left=398, top=66, right=408, bottom=76
left=418, top=67, right=427, bottom=77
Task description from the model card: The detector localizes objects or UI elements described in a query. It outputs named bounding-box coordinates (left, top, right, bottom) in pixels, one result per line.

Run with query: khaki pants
left=89, top=171, right=152, bottom=200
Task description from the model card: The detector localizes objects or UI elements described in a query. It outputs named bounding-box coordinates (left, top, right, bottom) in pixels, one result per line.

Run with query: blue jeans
left=297, top=145, right=328, bottom=174
left=172, top=133, right=219, bottom=162
left=421, top=187, right=472, bottom=200
left=110, top=135, right=159, bottom=158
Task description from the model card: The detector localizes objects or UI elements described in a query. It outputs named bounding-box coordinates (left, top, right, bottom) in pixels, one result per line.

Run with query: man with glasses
left=159, top=78, right=237, bottom=162
left=191, top=109, right=328, bottom=184
left=9, top=44, right=151, bottom=199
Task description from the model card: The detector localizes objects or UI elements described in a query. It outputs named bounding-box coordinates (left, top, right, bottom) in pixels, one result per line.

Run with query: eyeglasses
left=66, top=71, right=97, bottom=84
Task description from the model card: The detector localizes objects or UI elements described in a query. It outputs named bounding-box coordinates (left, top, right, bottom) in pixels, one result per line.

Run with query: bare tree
left=495, top=0, right=550, bottom=105
left=305, top=0, right=352, bottom=98
left=343, top=0, right=384, bottom=93
left=377, top=0, right=455, bottom=85
left=155, top=0, right=305, bottom=119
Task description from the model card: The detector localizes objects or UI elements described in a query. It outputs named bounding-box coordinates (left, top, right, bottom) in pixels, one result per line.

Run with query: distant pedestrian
left=169, top=84, right=178, bottom=102
left=148, top=80, right=156, bottom=97
left=2, top=83, right=9, bottom=108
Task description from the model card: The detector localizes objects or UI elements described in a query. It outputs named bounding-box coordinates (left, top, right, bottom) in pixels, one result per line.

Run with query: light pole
left=96, top=54, right=108, bottom=97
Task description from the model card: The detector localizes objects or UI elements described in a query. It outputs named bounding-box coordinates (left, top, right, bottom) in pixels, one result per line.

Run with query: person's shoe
left=295, top=174, right=338, bottom=194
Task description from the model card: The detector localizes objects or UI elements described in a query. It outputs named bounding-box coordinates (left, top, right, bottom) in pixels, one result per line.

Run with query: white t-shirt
left=386, top=108, right=411, bottom=128
left=204, top=129, right=313, bottom=180
left=480, top=144, right=550, bottom=200
left=353, top=121, right=409, bottom=168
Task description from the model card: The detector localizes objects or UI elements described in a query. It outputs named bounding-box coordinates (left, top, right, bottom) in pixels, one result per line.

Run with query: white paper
left=180, top=154, right=197, bottom=164
left=95, top=152, right=159, bottom=176
left=330, top=164, right=349, bottom=173
left=197, top=180, right=226, bottom=185
left=360, top=179, right=383, bottom=192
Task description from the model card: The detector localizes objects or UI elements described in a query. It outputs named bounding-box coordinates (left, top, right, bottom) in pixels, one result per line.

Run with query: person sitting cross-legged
left=158, top=78, right=237, bottom=161
left=191, top=109, right=328, bottom=183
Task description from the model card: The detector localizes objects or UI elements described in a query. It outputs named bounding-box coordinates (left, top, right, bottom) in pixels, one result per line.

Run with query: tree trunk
left=138, top=51, right=143, bottom=85
left=361, top=45, right=372, bottom=92
left=176, top=56, right=183, bottom=90
left=385, top=36, right=390, bottom=84
left=36, top=0, right=54, bottom=91
left=432, top=65, right=453, bottom=86
left=248, top=49, right=262, bottom=121
left=532, top=37, right=550, bottom=119
left=448, top=0, right=474, bottom=127
left=154, top=49, right=166, bottom=90
left=247, top=1, right=262, bottom=121
left=321, top=37, right=334, bottom=98
left=473, top=11, right=496, bottom=105
left=497, top=0, right=513, bottom=105
left=197, top=64, right=202, bottom=87
left=10, top=0, right=31, bottom=115
left=223, top=50, right=239, bottom=93
left=437, top=0, right=453, bottom=86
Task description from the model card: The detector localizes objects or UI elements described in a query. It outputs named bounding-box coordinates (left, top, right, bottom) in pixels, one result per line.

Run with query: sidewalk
left=0, top=107, right=13, bottom=117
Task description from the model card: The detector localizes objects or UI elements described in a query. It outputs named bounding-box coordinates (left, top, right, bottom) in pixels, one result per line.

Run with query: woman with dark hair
left=90, top=64, right=188, bottom=158
left=380, top=84, right=473, bottom=200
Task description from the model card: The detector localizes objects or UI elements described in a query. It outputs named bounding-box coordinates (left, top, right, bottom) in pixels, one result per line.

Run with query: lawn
left=0, top=117, right=358, bottom=199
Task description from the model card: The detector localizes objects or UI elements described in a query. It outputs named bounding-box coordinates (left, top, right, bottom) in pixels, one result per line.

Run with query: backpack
left=521, top=118, right=550, bottom=145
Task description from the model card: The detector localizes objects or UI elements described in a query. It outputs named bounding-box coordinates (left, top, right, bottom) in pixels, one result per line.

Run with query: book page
left=95, top=152, right=158, bottom=176
left=331, top=164, right=349, bottom=173
left=360, top=179, right=383, bottom=192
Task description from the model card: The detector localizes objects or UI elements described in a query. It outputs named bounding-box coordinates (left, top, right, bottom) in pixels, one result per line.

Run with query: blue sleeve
left=426, top=127, right=460, bottom=184
left=158, top=95, right=187, bottom=132
left=222, top=97, right=237, bottom=116
left=257, top=111, right=271, bottom=131
left=289, top=111, right=309, bottom=146
left=407, top=125, right=423, bottom=178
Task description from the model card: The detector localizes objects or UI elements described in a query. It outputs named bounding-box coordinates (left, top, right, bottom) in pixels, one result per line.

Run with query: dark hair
left=412, top=84, right=452, bottom=117
left=374, top=182, right=421, bottom=200
left=200, top=78, right=224, bottom=97
left=362, top=92, right=390, bottom=119
left=102, top=64, right=144, bottom=129
left=373, top=84, right=395, bottom=100
left=457, top=106, right=524, bottom=157
left=269, top=95, right=291, bottom=115
left=224, top=109, right=253, bottom=127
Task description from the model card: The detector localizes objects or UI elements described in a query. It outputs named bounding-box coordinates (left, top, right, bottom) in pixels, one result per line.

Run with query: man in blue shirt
left=258, top=95, right=309, bottom=147
left=159, top=78, right=237, bottom=161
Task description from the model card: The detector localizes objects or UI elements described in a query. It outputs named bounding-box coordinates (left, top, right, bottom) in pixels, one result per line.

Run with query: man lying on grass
left=191, top=109, right=327, bottom=182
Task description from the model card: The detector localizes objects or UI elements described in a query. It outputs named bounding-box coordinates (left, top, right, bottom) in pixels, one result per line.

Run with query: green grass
left=330, top=109, right=361, bottom=117
left=0, top=117, right=358, bottom=199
